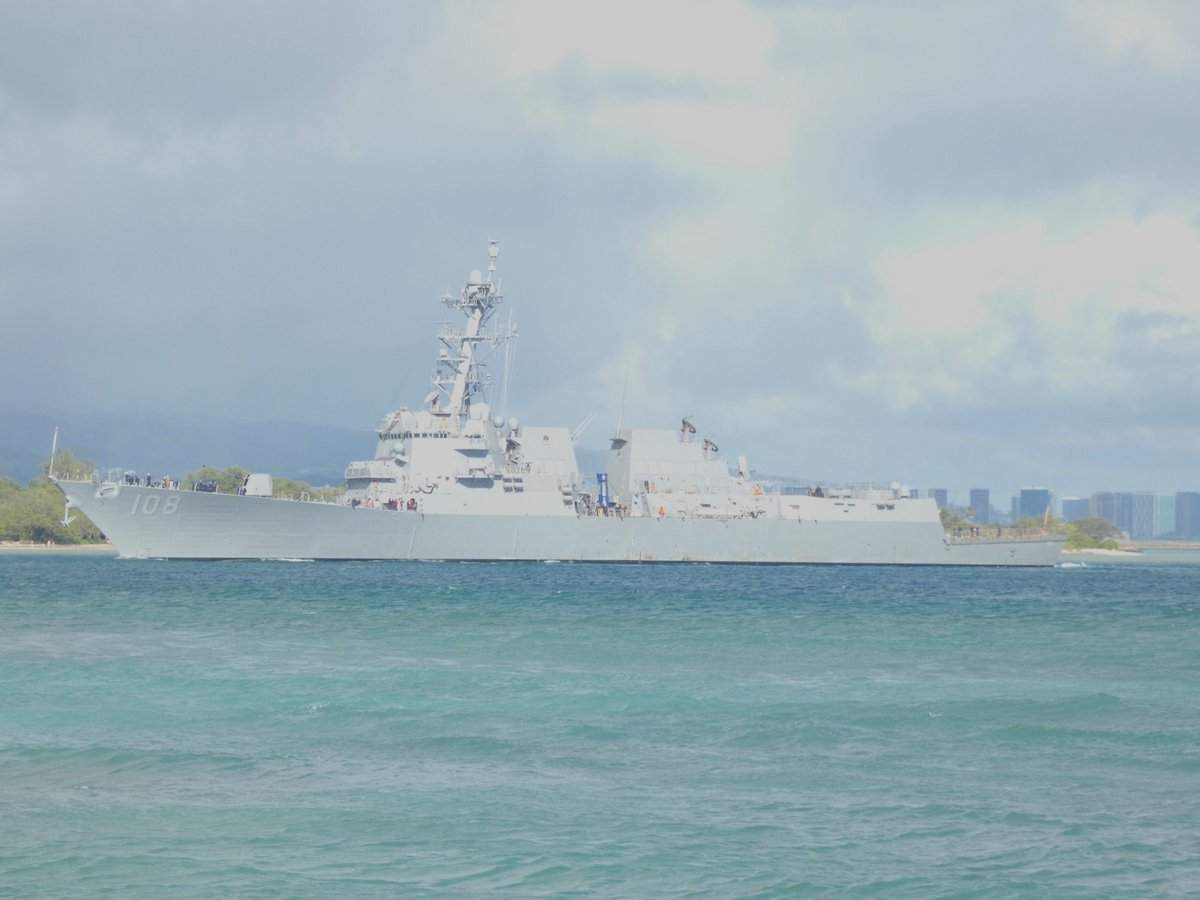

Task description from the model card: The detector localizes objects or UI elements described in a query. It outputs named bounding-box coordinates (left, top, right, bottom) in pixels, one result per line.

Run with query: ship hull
left=58, top=481, right=1064, bottom=566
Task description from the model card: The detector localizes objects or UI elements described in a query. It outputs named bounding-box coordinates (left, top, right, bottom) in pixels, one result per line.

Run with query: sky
left=2, top=0, right=1199, bottom=503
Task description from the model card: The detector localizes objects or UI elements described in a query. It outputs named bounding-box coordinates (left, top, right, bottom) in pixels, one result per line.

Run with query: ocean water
left=2, top=555, right=1198, bottom=897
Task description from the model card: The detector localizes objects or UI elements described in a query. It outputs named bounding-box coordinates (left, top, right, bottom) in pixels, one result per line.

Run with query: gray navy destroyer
left=54, top=243, right=1063, bottom=565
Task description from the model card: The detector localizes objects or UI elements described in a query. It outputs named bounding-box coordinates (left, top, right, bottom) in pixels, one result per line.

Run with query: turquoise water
left=2, top=556, right=1198, bottom=897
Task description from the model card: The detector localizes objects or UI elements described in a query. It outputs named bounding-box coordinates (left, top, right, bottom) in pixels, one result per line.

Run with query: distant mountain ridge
left=0, top=409, right=371, bottom=486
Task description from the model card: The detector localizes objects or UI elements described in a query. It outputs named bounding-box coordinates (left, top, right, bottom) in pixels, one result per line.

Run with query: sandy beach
left=0, top=541, right=117, bottom=554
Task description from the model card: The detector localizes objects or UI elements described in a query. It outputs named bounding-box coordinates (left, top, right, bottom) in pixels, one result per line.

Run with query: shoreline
left=0, top=541, right=117, bottom=554
left=1063, top=543, right=1200, bottom=557
left=1061, top=548, right=1144, bottom=558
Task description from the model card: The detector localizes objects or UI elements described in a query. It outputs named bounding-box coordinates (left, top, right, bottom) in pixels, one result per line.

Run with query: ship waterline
left=54, top=242, right=1063, bottom=566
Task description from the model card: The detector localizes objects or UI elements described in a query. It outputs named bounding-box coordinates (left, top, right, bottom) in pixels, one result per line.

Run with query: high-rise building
left=969, top=488, right=990, bottom=525
left=1131, top=492, right=1157, bottom=541
left=1177, top=492, right=1200, bottom=540
left=1156, top=494, right=1176, bottom=538
left=927, top=488, right=948, bottom=509
left=1061, top=497, right=1091, bottom=522
left=1018, top=487, right=1052, bottom=521
left=1113, top=493, right=1134, bottom=536
left=1091, top=492, right=1134, bottom=536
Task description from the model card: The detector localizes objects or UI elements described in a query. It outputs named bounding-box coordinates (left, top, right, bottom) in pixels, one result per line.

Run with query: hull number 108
left=131, top=494, right=180, bottom=516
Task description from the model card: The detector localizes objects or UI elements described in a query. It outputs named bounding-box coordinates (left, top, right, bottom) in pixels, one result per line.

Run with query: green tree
left=0, top=474, right=105, bottom=544
left=940, top=507, right=968, bottom=530
left=1012, top=515, right=1053, bottom=529
left=1070, top=517, right=1122, bottom=542
left=1064, top=516, right=1121, bottom=550
left=2, top=449, right=106, bottom=543
left=268, top=476, right=345, bottom=502
left=181, top=465, right=344, bottom=502
left=42, top=449, right=95, bottom=481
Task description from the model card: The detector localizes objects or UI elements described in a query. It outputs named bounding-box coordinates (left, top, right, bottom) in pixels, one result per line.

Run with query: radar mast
left=429, top=241, right=513, bottom=432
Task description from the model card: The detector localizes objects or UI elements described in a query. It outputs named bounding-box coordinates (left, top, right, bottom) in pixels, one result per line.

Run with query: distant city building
left=927, top=488, right=948, bottom=509
left=1061, top=497, right=1091, bottom=522
left=1053, top=491, right=1200, bottom=540
left=1177, top=492, right=1200, bottom=540
left=1131, top=492, right=1157, bottom=541
left=1114, top=493, right=1134, bottom=536
left=1156, top=494, right=1176, bottom=538
left=969, top=488, right=990, bottom=525
left=1017, top=487, right=1052, bottom=521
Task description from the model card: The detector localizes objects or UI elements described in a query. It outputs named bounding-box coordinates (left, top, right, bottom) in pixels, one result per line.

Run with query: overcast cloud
left=2, top=0, right=1198, bottom=501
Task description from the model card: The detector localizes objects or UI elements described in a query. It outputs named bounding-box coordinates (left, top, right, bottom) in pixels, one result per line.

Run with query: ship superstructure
left=53, top=244, right=1064, bottom=565
left=339, top=242, right=581, bottom=519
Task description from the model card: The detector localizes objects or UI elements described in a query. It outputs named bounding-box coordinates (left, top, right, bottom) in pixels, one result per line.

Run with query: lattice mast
left=429, top=241, right=512, bottom=432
